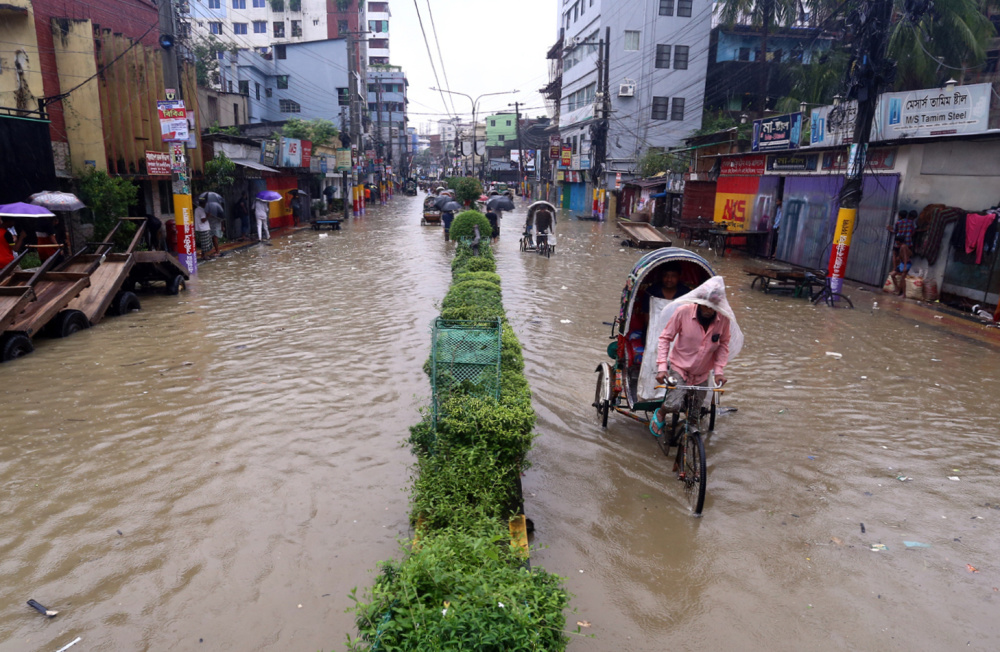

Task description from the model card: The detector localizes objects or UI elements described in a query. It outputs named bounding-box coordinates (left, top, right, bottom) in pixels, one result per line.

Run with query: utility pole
left=827, top=0, right=894, bottom=294
left=512, top=101, right=524, bottom=196
left=347, top=32, right=361, bottom=217
left=158, top=0, right=196, bottom=275
left=759, top=0, right=771, bottom=114
left=340, top=106, right=349, bottom=221
left=590, top=27, right=611, bottom=219
left=376, top=79, right=385, bottom=204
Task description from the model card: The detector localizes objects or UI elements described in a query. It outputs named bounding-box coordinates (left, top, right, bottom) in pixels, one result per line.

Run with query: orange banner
left=713, top=192, right=755, bottom=228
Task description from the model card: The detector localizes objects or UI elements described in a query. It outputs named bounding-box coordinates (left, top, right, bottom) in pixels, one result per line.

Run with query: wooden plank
left=7, top=277, right=90, bottom=335
left=65, top=256, right=134, bottom=324
left=0, top=291, right=34, bottom=331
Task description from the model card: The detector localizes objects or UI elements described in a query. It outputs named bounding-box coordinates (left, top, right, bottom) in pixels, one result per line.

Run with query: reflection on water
left=2, top=199, right=999, bottom=651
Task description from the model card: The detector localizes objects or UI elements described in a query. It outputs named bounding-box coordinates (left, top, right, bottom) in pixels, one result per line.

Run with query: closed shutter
left=681, top=181, right=716, bottom=222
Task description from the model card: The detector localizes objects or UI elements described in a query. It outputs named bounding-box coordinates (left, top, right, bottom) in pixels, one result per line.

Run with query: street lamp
left=431, top=87, right=518, bottom=179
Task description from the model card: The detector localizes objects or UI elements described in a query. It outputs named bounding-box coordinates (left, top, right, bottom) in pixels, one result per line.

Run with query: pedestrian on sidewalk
left=235, top=194, right=250, bottom=241
left=255, top=198, right=271, bottom=241
left=195, top=198, right=213, bottom=260
left=769, top=199, right=783, bottom=258
left=206, top=201, right=225, bottom=257
left=888, top=209, right=916, bottom=274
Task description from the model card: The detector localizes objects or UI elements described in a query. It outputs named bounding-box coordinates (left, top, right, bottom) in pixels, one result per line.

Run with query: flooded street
left=2, top=195, right=1000, bottom=650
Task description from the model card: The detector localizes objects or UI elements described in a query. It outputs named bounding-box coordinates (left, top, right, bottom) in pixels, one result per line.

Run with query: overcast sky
left=388, top=0, right=556, bottom=131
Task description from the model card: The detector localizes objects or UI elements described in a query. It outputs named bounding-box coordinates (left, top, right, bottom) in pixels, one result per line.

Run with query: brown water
left=1, top=196, right=999, bottom=651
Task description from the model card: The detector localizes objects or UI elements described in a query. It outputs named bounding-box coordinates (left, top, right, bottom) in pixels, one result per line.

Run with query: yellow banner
left=713, top=192, right=755, bottom=228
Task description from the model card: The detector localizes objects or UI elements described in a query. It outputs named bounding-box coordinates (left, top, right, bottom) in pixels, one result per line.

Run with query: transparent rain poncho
left=637, top=276, right=744, bottom=401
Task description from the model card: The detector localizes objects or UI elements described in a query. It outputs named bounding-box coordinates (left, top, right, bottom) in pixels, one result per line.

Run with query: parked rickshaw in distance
left=403, top=178, right=418, bottom=196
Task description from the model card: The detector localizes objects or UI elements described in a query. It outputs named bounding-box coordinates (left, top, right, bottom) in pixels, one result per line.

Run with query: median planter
left=350, top=241, right=569, bottom=651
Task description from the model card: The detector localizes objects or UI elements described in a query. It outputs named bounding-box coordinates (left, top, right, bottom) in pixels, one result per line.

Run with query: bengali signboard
left=335, top=148, right=351, bottom=171
left=261, top=139, right=279, bottom=166
left=720, top=154, right=766, bottom=176
left=145, top=151, right=171, bottom=175
left=549, top=136, right=561, bottom=159
left=822, top=147, right=896, bottom=171
left=878, top=83, right=991, bottom=140
left=810, top=101, right=860, bottom=147
left=561, top=146, right=572, bottom=167
left=766, top=153, right=818, bottom=172
left=752, top=113, right=802, bottom=152
left=157, top=100, right=188, bottom=142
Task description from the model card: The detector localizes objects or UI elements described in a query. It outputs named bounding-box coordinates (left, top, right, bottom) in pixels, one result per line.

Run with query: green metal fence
left=430, top=318, right=502, bottom=428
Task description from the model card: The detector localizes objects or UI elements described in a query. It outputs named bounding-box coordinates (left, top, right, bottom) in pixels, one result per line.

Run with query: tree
left=282, top=118, right=339, bottom=146
left=203, top=152, right=237, bottom=191
left=191, top=35, right=237, bottom=88
left=77, top=168, right=139, bottom=249
left=638, top=149, right=689, bottom=178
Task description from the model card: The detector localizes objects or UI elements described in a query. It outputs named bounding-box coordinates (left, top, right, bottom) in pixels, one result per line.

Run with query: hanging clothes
left=965, top=213, right=995, bottom=265
left=950, top=211, right=968, bottom=251
left=916, top=206, right=961, bottom=265
left=983, top=215, right=999, bottom=255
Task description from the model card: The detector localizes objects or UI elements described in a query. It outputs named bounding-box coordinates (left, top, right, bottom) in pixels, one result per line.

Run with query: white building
left=366, top=1, right=390, bottom=65
left=187, top=0, right=330, bottom=51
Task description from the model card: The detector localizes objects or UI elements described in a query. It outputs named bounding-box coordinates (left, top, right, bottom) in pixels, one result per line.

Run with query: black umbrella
left=199, top=192, right=224, bottom=205
left=441, top=201, right=463, bottom=213
left=487, top=195, right=515, bottom=212
left=434, top=195, right=455, bottom=210
left=205, top=202, right=225, bottom=219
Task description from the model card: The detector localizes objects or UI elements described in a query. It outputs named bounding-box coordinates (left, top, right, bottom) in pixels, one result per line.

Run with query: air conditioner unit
left=618, top=81, right=635, bottom=98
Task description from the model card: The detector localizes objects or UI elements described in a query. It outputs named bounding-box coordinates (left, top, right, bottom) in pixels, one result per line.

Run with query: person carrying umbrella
left=195, top=197, right=214, bottom=260
left=255, top=196, right=271, bottom=241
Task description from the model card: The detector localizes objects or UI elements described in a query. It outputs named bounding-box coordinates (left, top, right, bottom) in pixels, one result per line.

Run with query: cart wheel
left=1, top=333, right=33, bottom=362
left=824, top=292, right=854, bottom=309
left=594, top=363, right=612, bottom=428
left=166, top=274, right=186, bottom=296
left=111, top=291, right=141, bottom=316
left=50, top=309, right=90, bottom=338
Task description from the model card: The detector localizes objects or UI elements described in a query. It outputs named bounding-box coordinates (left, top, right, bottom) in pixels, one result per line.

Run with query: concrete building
left=366, top=1, right=390, bottom=65
left=186, top=0, right=329, bottom=51
left=228, top=38, right=350, bottom=124
left=366, top=65, right=407, bottom=171
left=485, top=113, right=518, bottom=147
left=198, top=88, right=251, bottom=129
left=552, top=0, right=712, bottom=212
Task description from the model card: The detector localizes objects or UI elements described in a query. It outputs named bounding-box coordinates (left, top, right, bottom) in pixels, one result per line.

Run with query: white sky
left=387, top=0, right=556, bottom=130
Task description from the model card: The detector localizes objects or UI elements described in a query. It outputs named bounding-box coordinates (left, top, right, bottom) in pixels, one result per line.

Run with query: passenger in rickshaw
left=624, top=262, right=691, bottom=369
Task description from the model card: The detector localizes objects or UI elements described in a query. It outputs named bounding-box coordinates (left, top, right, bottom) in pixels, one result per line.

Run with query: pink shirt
left=657, top=303, right=731, bottom=384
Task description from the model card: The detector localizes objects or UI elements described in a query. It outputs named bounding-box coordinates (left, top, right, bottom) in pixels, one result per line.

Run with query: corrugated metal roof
left=231, top=158, right=279, bottom=173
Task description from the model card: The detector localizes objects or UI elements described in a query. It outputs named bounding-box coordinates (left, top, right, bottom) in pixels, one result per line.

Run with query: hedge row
left=350, top=223, right=569, bottom=651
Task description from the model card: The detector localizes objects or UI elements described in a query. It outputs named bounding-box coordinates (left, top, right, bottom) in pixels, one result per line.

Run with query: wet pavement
left=2, top=195, right=999, bottom=651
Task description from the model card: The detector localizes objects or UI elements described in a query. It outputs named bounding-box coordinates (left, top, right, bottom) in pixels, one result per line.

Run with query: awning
left=232, top=158, right=279, bottom=173
left=625, top=178, right=668, bottom=189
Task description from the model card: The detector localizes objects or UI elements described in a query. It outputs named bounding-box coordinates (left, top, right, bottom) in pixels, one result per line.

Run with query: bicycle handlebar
left=655, top=384, right=725, bottom=392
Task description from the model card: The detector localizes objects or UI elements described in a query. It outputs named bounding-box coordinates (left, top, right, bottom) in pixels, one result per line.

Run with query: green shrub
left=18, top=251, right=41, bottom=269
left=442, top=280, right=503, bottom=315
left=453, top=271, right=502, bottom=286
left=350, top=521, right=569, bottom=652
left=456, top=257, right=497, bottom=274
left=449, top=210, right=492, bottom=241
left=446, top=177, right=483, bottom=206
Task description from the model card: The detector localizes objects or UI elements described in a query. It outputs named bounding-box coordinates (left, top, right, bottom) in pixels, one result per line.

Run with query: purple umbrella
left=256, top=190, right=283, bottom=202
left=0, top=202, right=56, bottom=219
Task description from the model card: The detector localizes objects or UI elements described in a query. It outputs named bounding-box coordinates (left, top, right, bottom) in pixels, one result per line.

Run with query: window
left=369, top=56, right=388, bottom=65
left=573, top=2, right=578, bottom=21
left=209, top=21, right=222, bottom=34
left=370, top=38, right=388, bottom=49
left=208, top=0, right=220, bottom=7
left=624, top=30, right=640, bottom=51
left=506, top=119, right=511, bottom=126
left=368, top=83, right=376, bottom=92
left=673, top=45, right=689, bottom=69
left=677, top=0, right=692, bottom=16
left=232, top=0, right=245, bottom=7
left=291, top=20, right=301, bottom=36
left=337, top=87, right=349, bottom=105
left=338, top=20, right=348, bottom=35
left=273, top=21, right=285, bottom=37
left=276, top=44, right=286, bottom=58
left=158, top=181, right=174, bottom=214
left=227, top=80, right=233, bottom=92
left=369, top=1, right=389, bottom=10
left=233, top=103, right=240, bottom=125
left=233, top=22, right=248, bottom=34
left=265, top=87, right=273, bottom=97
left=490, top=119, right=496, bottom=126
left=276, top=74, right=289, bottom=89
left=255, top=82, right=261, bottom=100
left=655, top=44, right=671, bottom=68
left=271, top=0, right=283, bottom=9
left=498, top=134, right=505, bottom=141
left=279, top=99, right=301, bottom=113
left=580, top=0, right=585, bottom=15
left=253, top=20, right=266, bottom=33
left=368, top=20, right=389, bottom=32
left=659, top=0, right=673, bottom=15
left=738, top=47, right=750, bottom=61
left=651, top=96, right=669, bottom=120
left=238, top=80, right=249, bottom=96
left=671, top=97, right=685, bottom=121
left=253, top=0, right=265, bottom=6
left=565, top=82, right=597, bottom=112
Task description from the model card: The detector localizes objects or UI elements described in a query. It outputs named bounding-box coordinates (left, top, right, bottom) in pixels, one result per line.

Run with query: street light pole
left=431, top=88, right=518, bottom=180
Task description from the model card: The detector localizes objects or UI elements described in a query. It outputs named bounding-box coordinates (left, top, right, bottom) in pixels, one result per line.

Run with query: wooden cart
left=59, top=219, right=146, bottom=325
left=130, top=250, right=189, bottom=295
left=617, top=221, right=672, bottom=249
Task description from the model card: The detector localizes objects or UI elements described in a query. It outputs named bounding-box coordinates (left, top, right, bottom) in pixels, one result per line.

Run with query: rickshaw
left=421, top=195, right=442, bottom=225
left=593, top=248, right=725, bottom=514
left=403, top=178, right=418, bottom=196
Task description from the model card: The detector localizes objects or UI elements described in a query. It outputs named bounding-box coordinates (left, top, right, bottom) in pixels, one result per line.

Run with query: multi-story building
left=485, top=113, right=518, bottom=147
left=186, top=0, right=329, bottom=50
left=552, top=0, right=712, bottom=212
left=366, top=65, right=407, bottom=169
left=228, top=39, right=351, bottom=123
left=366, top=1, right=391, bottom=65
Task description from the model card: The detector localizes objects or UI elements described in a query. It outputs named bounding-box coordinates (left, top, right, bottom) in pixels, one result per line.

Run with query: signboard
left=173, top=194, right=196, bottom=275
left=146, top=151, right=171, bottom=175
left=752, top=112, right=802, bottom=152
left=810, top=101, right=859, bottom=147
left=157, top=100, right=188, bottom=142
left=281, top=138, right=306, bottom=167
left=878, top=83, right=991, bottom=140
left=713, top=175, right=760, bottom=228
left=549, top=135, right=561, bottom=159
left=615, top=172, right=621, bottom=189
left=335, top=148, right=351, bottom=171
left=766, top=153, right=818, bottom=172
left=524, top=149, right=536, bottom=172
left=300, top=140, right=313, bottom=168
left=561, top=146, right=572, bottom=167
left=170, top=143, right=186, bottom=172
left=720, top=155, right=766, bottom=176
left=261, top=139, right=279, bottom=166
left=822, top=147, right=896, bottom=171
left=580, top=157, right=591, bottom=170
left=571, top=154, right=580, bottom=170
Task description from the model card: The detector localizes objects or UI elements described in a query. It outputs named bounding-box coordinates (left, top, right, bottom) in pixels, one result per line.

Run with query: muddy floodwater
left=2, top=196, right=1000, bottom=651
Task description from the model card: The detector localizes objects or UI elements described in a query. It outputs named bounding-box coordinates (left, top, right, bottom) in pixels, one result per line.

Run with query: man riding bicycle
left=649, top=276, right=742, bottom=438
left=523, top=208, right=555, bottom=246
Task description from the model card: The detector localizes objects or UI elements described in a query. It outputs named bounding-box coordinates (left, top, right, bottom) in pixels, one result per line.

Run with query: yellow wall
left=0, top=0, right=44, bottom=111
left=50, top=18, right=106, bottom=173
